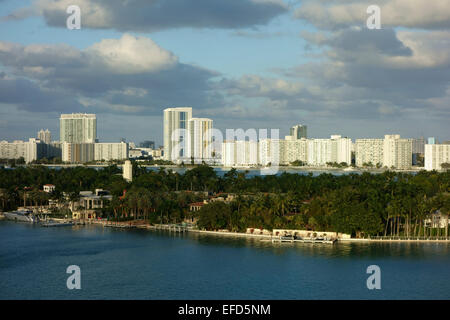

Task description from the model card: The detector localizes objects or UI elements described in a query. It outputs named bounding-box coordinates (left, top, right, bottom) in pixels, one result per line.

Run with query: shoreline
left=2, top=219, right=448, bottom=243
left=91, top=221, right=450, bottom=243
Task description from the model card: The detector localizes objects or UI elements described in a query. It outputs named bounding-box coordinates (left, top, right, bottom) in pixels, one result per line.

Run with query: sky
left=0, top=0, right=449, bottom=145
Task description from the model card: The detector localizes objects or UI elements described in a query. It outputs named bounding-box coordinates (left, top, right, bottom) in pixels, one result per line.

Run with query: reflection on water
left=185, top=231, right=450, bottom=259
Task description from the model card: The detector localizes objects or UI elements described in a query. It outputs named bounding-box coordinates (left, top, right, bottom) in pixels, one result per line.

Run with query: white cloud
left=295, top=0, right=450, bottom=30
left=86, top=34, right=178, bottom=74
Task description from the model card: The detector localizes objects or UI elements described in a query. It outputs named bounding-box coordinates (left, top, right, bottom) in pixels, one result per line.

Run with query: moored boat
left=3, top=209, right=39, bottom=223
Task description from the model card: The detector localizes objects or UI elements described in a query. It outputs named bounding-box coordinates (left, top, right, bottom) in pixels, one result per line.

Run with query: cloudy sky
left=0, top=0, right=449, bottom=145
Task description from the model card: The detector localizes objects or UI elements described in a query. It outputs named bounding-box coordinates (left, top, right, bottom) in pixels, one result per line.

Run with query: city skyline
left=0, top=110, right=442, bottom=147
left=0, top=1, right=449, bottom=144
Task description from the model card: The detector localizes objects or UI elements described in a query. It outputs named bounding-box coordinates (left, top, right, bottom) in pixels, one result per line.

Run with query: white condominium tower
left=355, top=139, right=384, bottom=167
left=383, top=135, right=412, bottom=169
left=163, top=107, right=192, bottom=161
left=189, top=118, right=213, bottom=162
left=425, top=143, right=450, bottom=171
left=123, top=160, right=133, bottom=182
left=290, top=125, right=307, bottom=139
left=60, top=113, right=97, bottom=143
left=37, top=129, right=51, bottom=144
left=306, top=135, right=351, bottom=166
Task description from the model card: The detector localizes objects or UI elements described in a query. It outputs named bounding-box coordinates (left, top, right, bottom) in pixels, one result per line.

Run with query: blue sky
left=0, top=0, right=449, bottom=145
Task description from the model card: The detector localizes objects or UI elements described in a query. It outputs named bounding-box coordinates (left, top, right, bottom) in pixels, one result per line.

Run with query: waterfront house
left=71, top=189, right=112, bottom=221
left=425, top=211, right=450, bottom=228
left=43, top=184, right=55, bottom=193
left=189, top=202, right=205, bottom=212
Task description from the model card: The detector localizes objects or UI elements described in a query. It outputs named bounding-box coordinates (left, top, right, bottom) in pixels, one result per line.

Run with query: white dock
left=270, top=236, right=336, bottom=244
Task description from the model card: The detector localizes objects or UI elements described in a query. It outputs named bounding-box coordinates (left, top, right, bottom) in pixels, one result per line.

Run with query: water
left=0, top=221, right=449, bottom=300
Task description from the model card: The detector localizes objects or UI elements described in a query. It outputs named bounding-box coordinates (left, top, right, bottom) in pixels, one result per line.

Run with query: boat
left=271, top=235, right=336, bottom=244
left=41, top=220, right=73, bottom=227
left=3, top=209, right=39, bottom=223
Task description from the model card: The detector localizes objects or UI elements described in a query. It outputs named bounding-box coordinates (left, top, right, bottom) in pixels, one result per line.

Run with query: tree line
left=0, top=164, right=449, bottom=237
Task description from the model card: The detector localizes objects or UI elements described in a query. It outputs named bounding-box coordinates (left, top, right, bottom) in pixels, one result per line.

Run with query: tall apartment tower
left=188, top=118, right=213, bottom=162
left=355, top=139, right=384, bottom=167
left=425, top=143, right=450, bottom=171
left=123, top=160, right=133, bottom=182
left=163, top=107, right=192, bottom=161
left=37, top=129, right=51, bottom=144
left=290, top=125, right=307, bottom=139
left=60, top=113, right=97, bottom=143
left=383, top=135, right=413, bottom=169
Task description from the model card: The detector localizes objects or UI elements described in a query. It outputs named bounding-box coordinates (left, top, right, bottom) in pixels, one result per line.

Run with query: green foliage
left=0, top=165, right=449, bottom=237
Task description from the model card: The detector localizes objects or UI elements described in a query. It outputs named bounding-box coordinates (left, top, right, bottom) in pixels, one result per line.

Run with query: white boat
left=41, top=221, right=73, bottom=227
left=3, top=209, right=39, bottom=223
left=271, top=236, right=336, bottom=244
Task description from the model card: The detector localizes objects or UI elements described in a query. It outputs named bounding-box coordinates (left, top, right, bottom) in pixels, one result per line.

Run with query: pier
left=141, top=224, right=189, bottom=233
left=270, top=236, right=336, bottom=244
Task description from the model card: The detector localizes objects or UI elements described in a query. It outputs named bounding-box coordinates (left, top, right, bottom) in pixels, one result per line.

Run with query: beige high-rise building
left=37, top=129, right=51, bottom=144
left=188, top=118, right=213, bottom=162
left=425, top=144, right=450, bottom=170
left=0, top=139, right=46, bottom=163
left=60, top=113, right=96, bottom=143
left=383, top=135, right=412, bottom=169
left=282, top=138, right=308, bottom=165
left=62, top=142, right=95, bottom=163
left=221, top=140, right=236, bottom=167
left=290, top=125, right=307, bottom=139
left=163, top=107, right=192, bottom=162
left=94, top=142, right=129, bottom=161
left=355, top=139, right=384, bottom=167
left=306, top=135, right=351, bottom=166
left=259, top=139, right=281, bottom=166
left=123, top=160, right=133, bottom=182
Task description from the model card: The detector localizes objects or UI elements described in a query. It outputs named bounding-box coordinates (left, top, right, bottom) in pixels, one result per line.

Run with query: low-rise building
left=43, top=184, right=55, bottom=193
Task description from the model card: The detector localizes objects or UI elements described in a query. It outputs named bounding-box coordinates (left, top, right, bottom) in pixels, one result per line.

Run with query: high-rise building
left=188, top=118, right=213, bottom=162
left=307, top=139, right=332, bottom=166
left=355, top=139, right=384, bottom=167
left=123, top=160, right=133, bottom=182
left=282, top=138, right=308, bottom=165
left=236, top=140, right=258, bottom=166
left=62, top=142, right=95, bottom=163
left=290, top=125, right=307, bottom=139
left=37, top=129, right=51, bottom=144
left=306, top=135, right=351, bottom=166
left=259, top=139, right=281, bottom=166
left=425, top=144, right=450, bottom=171
left=383, top=135, right=412, bottom=169
left=0, top=139, right=46, bottom=163
left=94, top=142, right=129, bottom=161
left=412, top=137, right=425, bottom=154
left=60, top=113, right=97, bottom=144
left=331, top=135, right=352, bottom=164
left=163, top=107, right=192, bottom=162
left=222, top=141, right=236, bottom=167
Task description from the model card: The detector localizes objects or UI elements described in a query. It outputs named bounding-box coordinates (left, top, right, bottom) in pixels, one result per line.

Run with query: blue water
left=0, top=221, right=449, bottom=300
